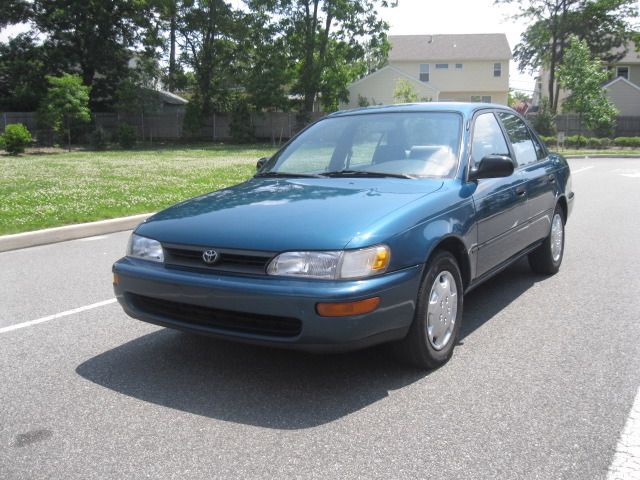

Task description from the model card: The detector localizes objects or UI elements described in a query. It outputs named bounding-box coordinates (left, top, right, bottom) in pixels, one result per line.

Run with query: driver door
left=470, top=112, right=529, bottom=277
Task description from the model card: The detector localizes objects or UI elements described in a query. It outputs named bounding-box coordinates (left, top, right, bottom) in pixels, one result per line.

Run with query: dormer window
left=420, top=64, right=430, bottom=82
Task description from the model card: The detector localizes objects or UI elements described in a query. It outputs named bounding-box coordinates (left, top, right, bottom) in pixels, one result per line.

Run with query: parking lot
left=1, top=157, right=639, bottom=479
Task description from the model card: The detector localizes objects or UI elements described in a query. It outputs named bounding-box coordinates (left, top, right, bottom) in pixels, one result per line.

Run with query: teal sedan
left=113, top=103, right=573, bottom=369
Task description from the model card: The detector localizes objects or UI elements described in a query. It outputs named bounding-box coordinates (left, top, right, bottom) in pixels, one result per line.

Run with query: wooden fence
left=0, top=111, right=326, bottom=144
left=527, top=113, right=640, bottom=137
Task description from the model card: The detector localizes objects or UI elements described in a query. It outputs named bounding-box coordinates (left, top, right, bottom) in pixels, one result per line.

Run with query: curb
left=0, top=213, right=153, bottom=253
left=564, top=154, right=640, bottom=158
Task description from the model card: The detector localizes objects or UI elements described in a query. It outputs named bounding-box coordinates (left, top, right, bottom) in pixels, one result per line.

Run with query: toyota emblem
left=202, top=249, right=219, bottom=265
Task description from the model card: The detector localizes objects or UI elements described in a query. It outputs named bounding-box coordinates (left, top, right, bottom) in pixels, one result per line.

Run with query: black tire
left=395, top=250, right=464, bottom=370
left=528, top=204, right=565, bottom=275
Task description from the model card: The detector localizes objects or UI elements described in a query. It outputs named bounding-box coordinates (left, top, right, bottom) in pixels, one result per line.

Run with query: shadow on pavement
left=460, top=257, right=541, bottom=341
left=76, top=258, right=543, bottom=429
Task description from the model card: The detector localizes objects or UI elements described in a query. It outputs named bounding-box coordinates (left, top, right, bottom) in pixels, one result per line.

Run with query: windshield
left=261, top=112, right=462, bottom=178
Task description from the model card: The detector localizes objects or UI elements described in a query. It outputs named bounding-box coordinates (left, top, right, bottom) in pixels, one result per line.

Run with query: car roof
left=329, top=102, right=515, bottom=119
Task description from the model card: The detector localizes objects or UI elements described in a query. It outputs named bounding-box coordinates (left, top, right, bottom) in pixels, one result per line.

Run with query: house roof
left=611, top=41, right=640, bottom=64
left=156, top=90, right=188, bottom=105
left=603, top=76, right=640, bottom=93
left=388, top=34, right=512, bottom=62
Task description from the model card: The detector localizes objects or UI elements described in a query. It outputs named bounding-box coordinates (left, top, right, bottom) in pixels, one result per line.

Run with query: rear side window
left=471, top=113, right=510, bottom=167
left=497, top=113, right=538, bottom=167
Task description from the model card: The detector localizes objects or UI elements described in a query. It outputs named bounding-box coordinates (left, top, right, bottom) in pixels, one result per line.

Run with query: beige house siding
left=604, top=78, right=640, bottom=115
left=345, top=66, right=439, bottom=109
left=440, top=91, right=508, bottom=105
left=392, top=60, right=509, bottom=94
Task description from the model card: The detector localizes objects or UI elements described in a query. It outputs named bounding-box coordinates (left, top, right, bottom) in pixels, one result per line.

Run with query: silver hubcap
left=550, top=213, right=563, bottom=262
left=426, top=271, right=458, bottom=351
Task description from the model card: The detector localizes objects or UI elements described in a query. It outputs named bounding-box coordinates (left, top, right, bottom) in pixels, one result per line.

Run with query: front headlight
left=126, top=233, right=164, bottom=263
left=267, top=245, right=390, bottom=280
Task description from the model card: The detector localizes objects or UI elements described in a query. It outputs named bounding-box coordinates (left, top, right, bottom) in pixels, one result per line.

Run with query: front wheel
left=528, top=204, right=565, bottom=275
left=396, top=250, right=464, bottom=370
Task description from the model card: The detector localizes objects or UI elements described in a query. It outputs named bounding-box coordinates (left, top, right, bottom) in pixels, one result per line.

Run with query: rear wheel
left=528, top=204, right=565, bottom=275
left=396, top=250, right=464, bottom=369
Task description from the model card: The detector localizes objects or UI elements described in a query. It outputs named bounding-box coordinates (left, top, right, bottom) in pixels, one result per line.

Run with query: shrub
left=588, top=137, right=602, bottom=149
left=598, top=137, right=611, bottom=148
left=117, top=124, right=136, bottom=149
left=565, top=135, right=588, bottom=148
left=1, top=123, right=33, bottom=155
left=229, top=101, right=255, bottom=144
left=539, top=135, right=557, bottom=145
left=91, top=126, right=109, bottom=150
left=531, top=97, right=556, bottom=136
left=613, top=137, right=640, bottom=148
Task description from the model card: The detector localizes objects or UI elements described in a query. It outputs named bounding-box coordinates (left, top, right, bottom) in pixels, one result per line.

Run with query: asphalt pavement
left=1, top=158, right=639, bottom=479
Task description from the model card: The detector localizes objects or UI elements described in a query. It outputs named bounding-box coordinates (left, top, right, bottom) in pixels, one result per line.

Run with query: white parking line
left=607, top=386, right=640, bottom=480
left=0, top=299, right=117, bottom=335
left=572, top=166, right=596, bottom=174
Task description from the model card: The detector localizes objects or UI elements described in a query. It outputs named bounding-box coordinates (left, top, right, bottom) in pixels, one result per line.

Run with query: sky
left=0, top=0, right=537, bottom=92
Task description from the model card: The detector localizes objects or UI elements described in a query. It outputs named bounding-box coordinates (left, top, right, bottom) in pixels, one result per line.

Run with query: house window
left=435, top=64, right=449, bottom=69
left=455, top=64, right=463, bottom=69
left=482, top=95, right=492, bottom=103
left=494, top=63, right=502, bottom=77
left=419, top=64, right=430, bottom=82
left=617, top=66, right=629, bottom=80
left=470, top=96, right=482, bottom=102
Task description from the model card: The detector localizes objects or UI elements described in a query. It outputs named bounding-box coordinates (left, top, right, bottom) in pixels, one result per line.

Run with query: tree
left=557, top=36, right=617, bottom=134
left=172, top=0, right=244, bottom=128
left=0, top=34, right=64, bottom=111
left=0, top=0, right=31, bottom=28
left=393, top=79, right=419, bottom=103
left=508, top=89, right=532, bottom=107
left=247, top=0, right=397, bottom=114
left=40, top=74, right=91, bottom=151
left=116, top=54, right=162, bottom=141
left=27, top=0, right=153, bottom=110
left=496, top=0, right=637, bottom=113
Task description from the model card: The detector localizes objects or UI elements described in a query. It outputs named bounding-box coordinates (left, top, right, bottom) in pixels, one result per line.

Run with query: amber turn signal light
left=316, top=297, right=380, bottom=317
left=112, top=273, right=119, bottom=285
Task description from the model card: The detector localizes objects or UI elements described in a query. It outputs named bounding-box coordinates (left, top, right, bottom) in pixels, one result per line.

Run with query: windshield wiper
left=320, top=170, right=414, bottom=179
left=255, top=171, right=323, bottom=178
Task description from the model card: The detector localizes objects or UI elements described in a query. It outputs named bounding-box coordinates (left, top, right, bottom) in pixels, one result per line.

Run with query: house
left=533, top=41, right=640, bottom=115
left=343, top=33, right=512, bottom=108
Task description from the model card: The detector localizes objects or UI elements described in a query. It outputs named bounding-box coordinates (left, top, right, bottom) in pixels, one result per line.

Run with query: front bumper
left=113, top=257, right=423, bottom=352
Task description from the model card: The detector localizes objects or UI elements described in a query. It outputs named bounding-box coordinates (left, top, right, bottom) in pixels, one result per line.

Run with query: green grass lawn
left=0, top=144, right=277, bottom=235
left=559, top=149, right=640, bottom=156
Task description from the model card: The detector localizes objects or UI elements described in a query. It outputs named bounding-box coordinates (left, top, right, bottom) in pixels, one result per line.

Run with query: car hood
left=136, top=177, right=443, bottom=251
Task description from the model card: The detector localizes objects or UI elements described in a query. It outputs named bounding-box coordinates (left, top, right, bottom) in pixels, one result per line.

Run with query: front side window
left=264, top=112, right=463, bottom=178
left=617, top=66, right=629, bottom=80
left=497, top=113, right=538, bottom=167
left=471, top=113, right=510, bottom=167
left=420, top=64, right=430, bottom=82
left=494, top=63, right=502, bottom=77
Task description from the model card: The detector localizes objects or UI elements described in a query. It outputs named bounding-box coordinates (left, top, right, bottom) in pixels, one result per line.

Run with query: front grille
left=128, top=293, right=302, bottom=338
left=163, top=244, right=274, bottom=275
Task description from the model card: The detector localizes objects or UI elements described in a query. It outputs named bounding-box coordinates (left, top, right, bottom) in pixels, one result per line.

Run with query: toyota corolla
left=112, top=103, right=573, bottom=369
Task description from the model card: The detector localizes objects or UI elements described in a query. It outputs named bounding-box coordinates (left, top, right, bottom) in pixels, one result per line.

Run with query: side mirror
left=469, top=155, right=514, bottom=181
left=256, top=157, right=268, bottom=171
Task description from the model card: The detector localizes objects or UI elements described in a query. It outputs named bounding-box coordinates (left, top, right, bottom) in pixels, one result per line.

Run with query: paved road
left=1, top=158, right=639, bottom=479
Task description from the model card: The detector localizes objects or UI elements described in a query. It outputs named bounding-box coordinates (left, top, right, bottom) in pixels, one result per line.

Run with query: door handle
left=515, top=186, right=527, bottom=197
left=548, top=174, right=556, bottom=183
